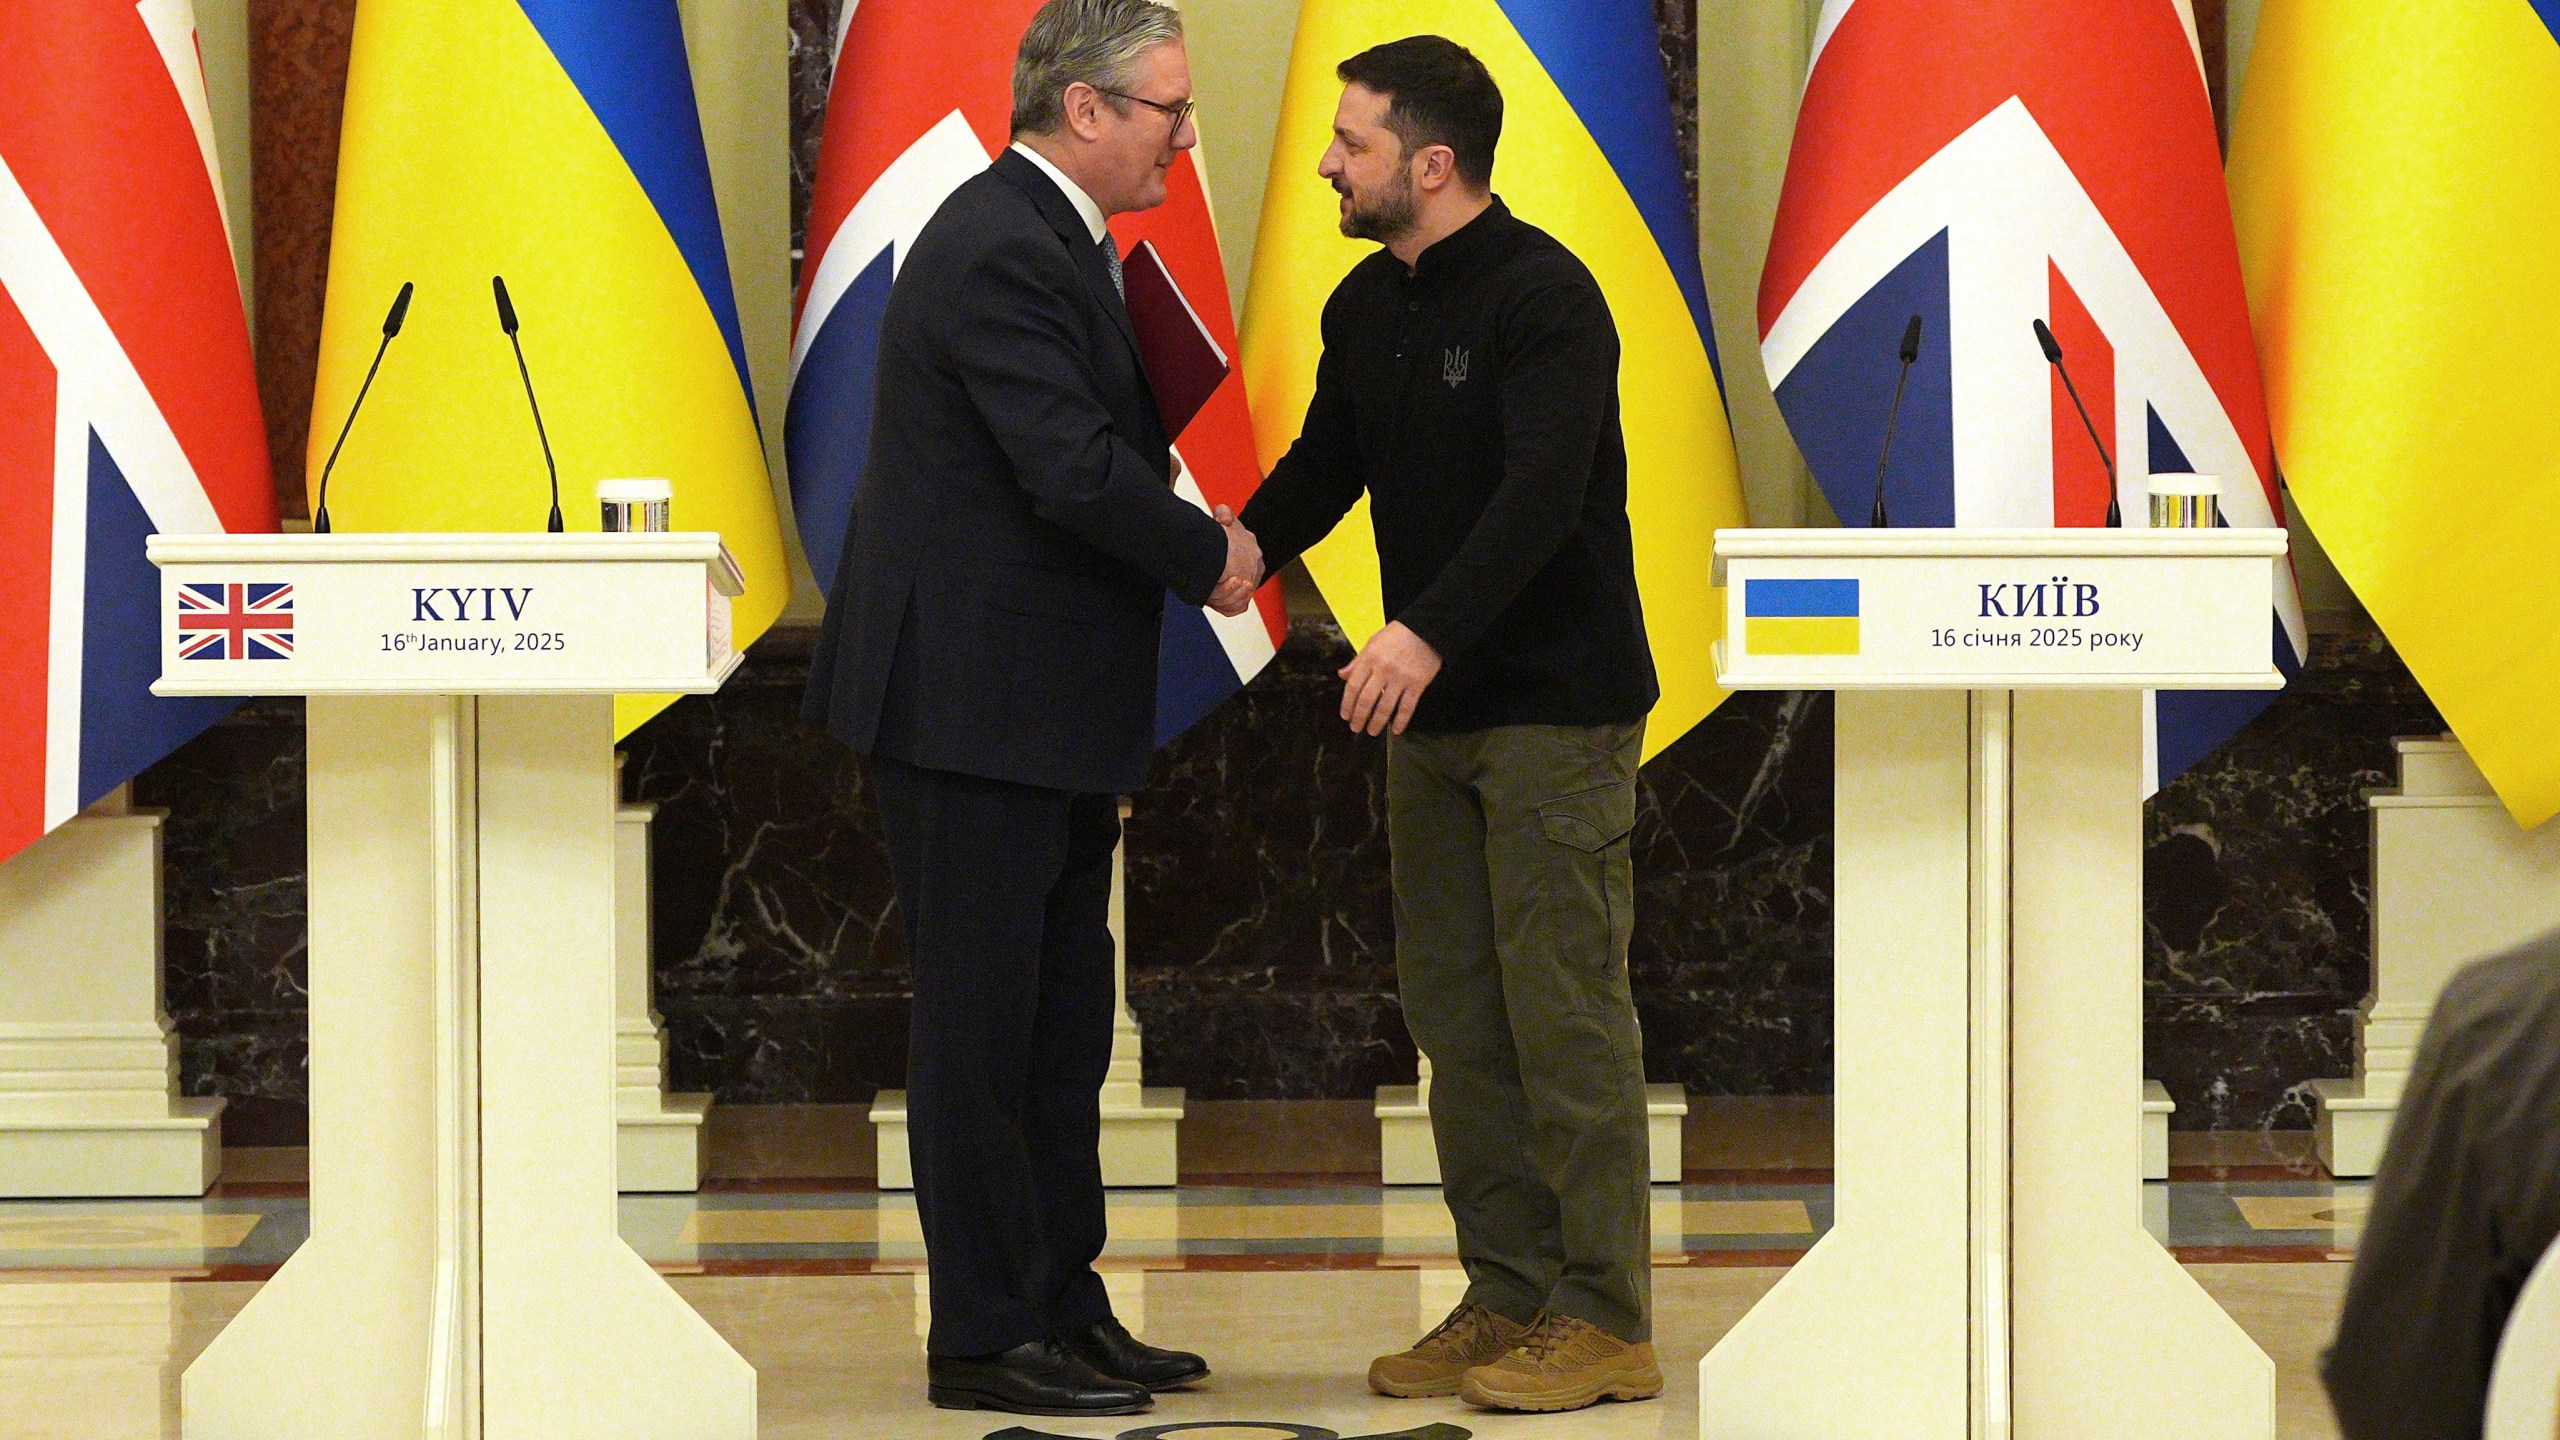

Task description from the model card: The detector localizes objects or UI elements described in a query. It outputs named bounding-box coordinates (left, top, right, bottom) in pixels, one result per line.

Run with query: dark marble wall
left=246, top=0, right=357, bottom=519
left=1655, top=0, right=1702, bottom=225
left=622, top=622, right=1831, bottom=1106
left=2198, top=0, right=2230, bottom=135
left=2145, top=631, right=2443, bottom=1129
left=620, top=631, right=908, bottom=1103
left=789, top=0, right=842, bottom=261
left=133, top=700, right=309, bottom=1145
left=141, top=619, right=2436, bottom=1140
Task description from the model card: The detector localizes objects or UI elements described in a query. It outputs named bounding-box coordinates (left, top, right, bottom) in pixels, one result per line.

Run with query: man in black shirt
left=1237, top=36, right=1661, bottom=1415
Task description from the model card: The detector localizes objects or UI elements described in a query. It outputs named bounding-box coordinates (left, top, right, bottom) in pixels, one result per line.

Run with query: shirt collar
left=1009, top=142, right=1110, bottom=245
left=1408, top=196, right=1512, bottom=282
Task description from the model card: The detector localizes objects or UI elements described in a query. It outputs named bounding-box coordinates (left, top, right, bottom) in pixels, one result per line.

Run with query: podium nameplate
left=148, top=532, right=746, bottom=697
left=1712, top=528, right=2288, bottom=691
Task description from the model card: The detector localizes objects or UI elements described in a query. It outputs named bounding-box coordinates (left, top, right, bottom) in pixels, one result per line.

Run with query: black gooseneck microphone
left=492, top=275, right=565, bottom=534
left=2033, top=317, right=2121, bottom=528
left=311, top=281, right=414, bottom=535
left=1868, top=313, right=1924, bottom=528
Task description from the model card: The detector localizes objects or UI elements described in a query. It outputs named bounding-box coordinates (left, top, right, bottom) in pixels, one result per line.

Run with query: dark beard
left=1338, top=172, right=1419, bottom=244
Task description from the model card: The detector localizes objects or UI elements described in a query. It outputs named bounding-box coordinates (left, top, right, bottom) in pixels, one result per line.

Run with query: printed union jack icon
left=176, top=583, right=294, bottom=661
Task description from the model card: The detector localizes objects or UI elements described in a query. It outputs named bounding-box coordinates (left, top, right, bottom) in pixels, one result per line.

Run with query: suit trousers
left=1386, top=721, right=1654, bottom=1342
left=871, top=755, right=1122, bottom=1357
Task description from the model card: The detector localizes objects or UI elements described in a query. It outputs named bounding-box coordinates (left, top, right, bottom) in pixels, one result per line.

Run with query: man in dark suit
left=2323, top=929, right=2560, bottom=1440
left=802, top=0, right=1260, bottom=1417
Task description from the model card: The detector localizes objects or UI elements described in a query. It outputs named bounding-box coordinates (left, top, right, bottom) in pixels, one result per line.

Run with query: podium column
left=1097, top=799, right=1183, bottom=1185
left=1697, top=689, right=1973, bottom=1437
left=2006, top=689, right=2269, bottom=1437
left=1698, top=689, right=2270, bottom=1440
left=182, top=695, right=752, bottom=1440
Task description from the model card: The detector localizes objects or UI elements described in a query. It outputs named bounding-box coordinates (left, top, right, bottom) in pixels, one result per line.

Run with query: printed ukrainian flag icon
left=1745, top=579, right=1860, bottom=655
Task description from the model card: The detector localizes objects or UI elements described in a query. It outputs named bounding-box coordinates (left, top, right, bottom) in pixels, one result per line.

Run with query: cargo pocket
left=1536, top=781, right=1636, bottom=853
left=1531, top=779, right=1640, bottom=1064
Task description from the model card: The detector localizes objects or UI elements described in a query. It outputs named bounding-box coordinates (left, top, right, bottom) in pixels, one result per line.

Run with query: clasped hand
left=1208, top=505, right=1261, bottom=617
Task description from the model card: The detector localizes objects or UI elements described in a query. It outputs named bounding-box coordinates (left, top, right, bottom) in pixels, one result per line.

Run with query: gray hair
left=1010, top=0, right=1184, bottom=137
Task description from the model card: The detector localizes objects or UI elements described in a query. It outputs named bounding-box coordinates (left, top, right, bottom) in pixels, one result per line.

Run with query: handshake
left=1208, top=505, right=1261, bottom=617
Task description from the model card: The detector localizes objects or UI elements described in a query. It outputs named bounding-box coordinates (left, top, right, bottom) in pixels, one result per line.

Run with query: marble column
left=0, top=789, right=223, bottom=1197
left=1098, top=799, right=1184, bottom=1185
left=2311, top=737, right=2560, bottom=1175
left=615, top=795, right=711, bottom=1192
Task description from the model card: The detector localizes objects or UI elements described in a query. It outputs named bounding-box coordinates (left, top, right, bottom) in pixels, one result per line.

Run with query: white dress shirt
left=1009, top=141, right=1110, bottom=243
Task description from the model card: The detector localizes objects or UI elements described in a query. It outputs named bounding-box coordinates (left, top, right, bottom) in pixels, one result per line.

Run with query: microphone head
left=1898, top=314, right=1923, bottom=365
left=383, top=281, right=414, bottom=338
left=2032, top=318, right=2063, bottom=363
left=493, top=275, right=518, bottom=336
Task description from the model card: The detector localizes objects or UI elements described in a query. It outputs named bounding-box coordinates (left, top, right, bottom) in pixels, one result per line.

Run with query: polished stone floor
left=0, top=1264, right=2351, bottom=1440
left=0, top=1175, right=2365, bottom=1275
left=0, top=1157, right=2369, bottom=1439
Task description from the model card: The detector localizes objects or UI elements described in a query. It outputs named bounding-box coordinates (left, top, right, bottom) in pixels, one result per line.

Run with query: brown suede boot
left=1367, top=1302, right=1533, bottom=1398
left=1458, top=1312, right=1664, bottom=1413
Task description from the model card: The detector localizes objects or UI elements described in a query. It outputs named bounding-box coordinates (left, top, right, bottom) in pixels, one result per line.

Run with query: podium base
left=2143, top=1079, right=2175, bottom=1181
left=618, top=1093, right=712, bottom=1193
left=0, top=1098, right=224, bottom=1198
left=1098, top=1086, right=1184, bottom=1187
left=2308, top=1077, right=2393, bottom=1178
left=1375, top=1085, right=1433, bottom=1186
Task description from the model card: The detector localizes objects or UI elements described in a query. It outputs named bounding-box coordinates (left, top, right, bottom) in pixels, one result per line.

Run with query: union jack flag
left=1, top=2, right=276, bottom=865
left=1761, top=0, right=2308, bottom=790
left=176, top=582, right=292, bottom=661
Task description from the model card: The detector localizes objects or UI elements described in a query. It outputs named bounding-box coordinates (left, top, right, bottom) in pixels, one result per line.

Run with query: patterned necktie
left=1101, top=235, right=1124, bottom=301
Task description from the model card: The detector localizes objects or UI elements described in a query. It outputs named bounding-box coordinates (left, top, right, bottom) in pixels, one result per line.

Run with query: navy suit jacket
left=803, top=149, right=1227, bottom=795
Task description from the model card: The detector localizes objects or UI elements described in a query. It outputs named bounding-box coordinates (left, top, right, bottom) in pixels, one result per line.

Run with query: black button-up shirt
left=1241, top=198, right=1658, bottom=734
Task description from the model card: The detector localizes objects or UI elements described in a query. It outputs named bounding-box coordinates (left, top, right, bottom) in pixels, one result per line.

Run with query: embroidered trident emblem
left=1442, top=347, right=1470, bottom=388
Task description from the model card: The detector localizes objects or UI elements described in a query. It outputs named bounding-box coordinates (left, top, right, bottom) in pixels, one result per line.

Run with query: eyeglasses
left=1095, top=88, right=1195, bottom=131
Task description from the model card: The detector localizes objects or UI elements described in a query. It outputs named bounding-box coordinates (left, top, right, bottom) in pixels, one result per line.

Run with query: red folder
left=1119, top=239, right=1231, bottom=439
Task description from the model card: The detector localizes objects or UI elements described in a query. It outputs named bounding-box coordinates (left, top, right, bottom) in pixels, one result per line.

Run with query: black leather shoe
left=1067, top=1317, right=1211, bottom=1391
left=927, top=1338, right=1153, bottom=1416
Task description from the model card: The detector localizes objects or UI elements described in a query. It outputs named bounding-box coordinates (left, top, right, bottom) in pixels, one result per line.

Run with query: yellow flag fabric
left=1238, top=0, right=1750, bottom=762
left=310, top=0, right=786, bottom=735
left=2228, top=1, right=2560, bottom=826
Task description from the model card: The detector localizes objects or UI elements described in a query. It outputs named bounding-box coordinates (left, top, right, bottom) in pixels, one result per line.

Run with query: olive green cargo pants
left=1386, top=720, right=1652, bottom=1342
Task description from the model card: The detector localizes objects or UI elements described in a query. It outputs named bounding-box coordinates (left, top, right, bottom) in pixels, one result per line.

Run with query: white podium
left=1696, top=528, right=2284, bottom=1440
left=148, top=533, right=755, bottom=1440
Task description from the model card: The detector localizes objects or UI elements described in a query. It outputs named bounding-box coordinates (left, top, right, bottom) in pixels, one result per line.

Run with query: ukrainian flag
left=2228, top=2, right=2560, bottom=827
left=1239, top=0, right=1749, bottom=762
left=1745, top=579, right=1859, bottom=657
left=309, top=0, right=786, bottom=735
